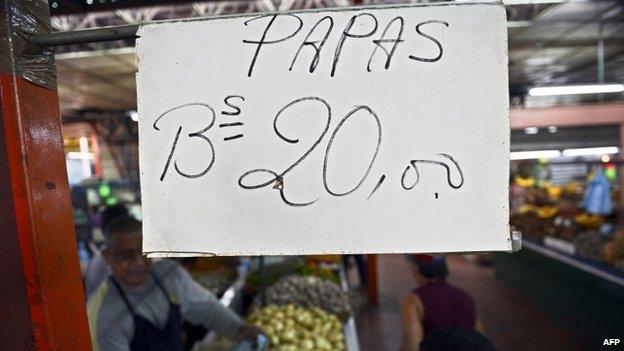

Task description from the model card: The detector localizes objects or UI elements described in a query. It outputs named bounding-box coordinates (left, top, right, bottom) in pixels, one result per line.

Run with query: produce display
left=511, top=212, right=556, bottom=242
left=295, top=264, right=340, bottom=284
left=192, top=272, right=234, bottom=297
left=602, top=232, right=624, bottom=267
left=574, top=213, right=603, bottom=229
left=305, top=255, right=342, bottom=264
left=253, top=275, right=351, bottom=321
left=510, top=174, right=623, bottom=272
left=245, top=257, right=305, bottom=294
left=517, top=204, right=559, bottom=219
left=247, top=304, right=345, bottom=351
left=574, top=231, right=607, bottom=261
left=182, top=257, right=238, bottom=297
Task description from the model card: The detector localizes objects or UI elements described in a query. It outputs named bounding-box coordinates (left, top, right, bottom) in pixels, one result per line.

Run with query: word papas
left=242, top=13, right=449, bottom=77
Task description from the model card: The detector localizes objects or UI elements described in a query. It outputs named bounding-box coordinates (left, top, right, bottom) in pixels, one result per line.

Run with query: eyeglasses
left=112, top=249, right=144, bottom=263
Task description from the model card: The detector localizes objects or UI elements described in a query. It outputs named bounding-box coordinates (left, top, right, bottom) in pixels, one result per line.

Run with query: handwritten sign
left=137, top=1, right=510, bottom=256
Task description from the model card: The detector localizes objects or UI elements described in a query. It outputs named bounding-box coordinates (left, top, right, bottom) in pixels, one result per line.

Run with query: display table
left=194, top=260, right=361, bottom=350
left=495, top=240, right=624, bottom=340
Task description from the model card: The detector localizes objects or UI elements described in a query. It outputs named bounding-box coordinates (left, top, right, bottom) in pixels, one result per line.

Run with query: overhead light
left=503, top=0, right=584, bottom=5
left=562, top=146, right=619, bottom=157
left=602, top=155, right=610, bottom=163
left=510, top=150, right=561, bottom=160
left=67, top=152, right=95, bottom=160
left=508, top=21, right=532, bottom=28
left=548, top=126, right=558, bottom=133
left=525, top=57, right=555, bottom=66
left=524, top=127, right=539, bottom=135
left=528, top=84, right=624, bottom=96
left=128, top=110, right=139, bottom=122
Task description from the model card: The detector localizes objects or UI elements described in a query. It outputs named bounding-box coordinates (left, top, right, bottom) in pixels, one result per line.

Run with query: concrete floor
left=351, top=254, right=595, bottom=351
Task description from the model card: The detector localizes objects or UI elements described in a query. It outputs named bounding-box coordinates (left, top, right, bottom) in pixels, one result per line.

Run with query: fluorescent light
left=503, top=0, right=584, bottom=4
left=562, top=146, right=619, bottom=157
left=78, top=136, right=91, bottom=177
left=508, top=21, right=532, bottom=28
left=67, top=152, right=95, bottom=160
left=510, top=150, right=561, bottom=160
left=129, top=110, right=139, bottom=122
left=528, top=84, right=624, bottom=96
left=548, top=126, right=558, bottom=133
left=524, top=127, right=539, bottom=135
left=525, top=57, right=555, bottom=66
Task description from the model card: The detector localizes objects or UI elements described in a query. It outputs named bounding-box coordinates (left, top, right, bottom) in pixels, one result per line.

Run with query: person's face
left=103, top=231, right=150, bottom=287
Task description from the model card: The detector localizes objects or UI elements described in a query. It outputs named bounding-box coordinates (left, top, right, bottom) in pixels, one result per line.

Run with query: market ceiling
left=50, top=0, right=205, bottom=16
left=50, top=0, right=624, bottom=116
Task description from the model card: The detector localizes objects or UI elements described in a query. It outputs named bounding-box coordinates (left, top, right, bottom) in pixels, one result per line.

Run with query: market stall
left=497, top=112, right=624, bottom=339
left=193, top=256, right=360, bottom=351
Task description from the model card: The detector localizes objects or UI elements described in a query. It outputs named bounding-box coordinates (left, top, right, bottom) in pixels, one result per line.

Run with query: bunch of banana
left=574, top=213, right=603, bottom=229
left=514, top=176, right=535, bottom=188
left=518, top=205, right=539, bottom=215
left=546, top=186, right=562, bottom=199
left=537, top=206, right=559, bottom=219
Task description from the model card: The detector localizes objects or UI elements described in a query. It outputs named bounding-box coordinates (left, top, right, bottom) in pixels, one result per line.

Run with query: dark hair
left=418, top=257, right=448, bottom=278
left=420, top=327, right=497, bottom=351
left=407, top=255, right=449, bottom=278
left=104, top=215, right=142, bottom=238
left=101, top=204, right=129, bottom=232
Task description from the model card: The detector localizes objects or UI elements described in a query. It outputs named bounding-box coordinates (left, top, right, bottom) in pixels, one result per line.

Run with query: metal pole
left=597, top=22, right=605, bottom=103
left=31, top=24, right=139, bottom=47
left=0, top=1, right=92, bottom=349
left=259, top=256, right=267, bottom=306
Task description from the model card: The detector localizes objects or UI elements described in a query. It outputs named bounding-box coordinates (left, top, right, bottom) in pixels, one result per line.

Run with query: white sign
left=137, top=1, right=510, bottom=257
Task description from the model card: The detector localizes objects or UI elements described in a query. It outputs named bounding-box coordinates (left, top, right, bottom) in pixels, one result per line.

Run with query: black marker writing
left=222, top=95, right=245, bottom=116
left=367, top=16, right=405, bottom=72
left=154, top=103, right=216, bottom=181
left=401, top=162, right=419, bottom=190
left=219, top=122, right=244, bottom=128
left=401, top=153, right=464, bottom=189
left=239, top=97, right=332, bottom=206
left=243, top=14, right=303, bottom=77
left=409, top=20, right=449, bottom=63
left=323, top=105, right=382, bottom=197
left=331, top=13, right=378, bottom=77
left=289, top=16, right=334, bottom=73
left=224, top=134, right=244, bottom=141
left=367, top=174, right=386, bottom=200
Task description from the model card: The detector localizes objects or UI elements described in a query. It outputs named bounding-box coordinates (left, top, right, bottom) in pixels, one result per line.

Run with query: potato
left=247, top=305, right=345, bottom=351
left=301, top=339, right=314, bottom=350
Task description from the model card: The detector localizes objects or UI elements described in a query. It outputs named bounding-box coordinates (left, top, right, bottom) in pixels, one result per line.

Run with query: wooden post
left=0, top=1, right=92, bottom=350
left=366, top=254, right=378, bottom=305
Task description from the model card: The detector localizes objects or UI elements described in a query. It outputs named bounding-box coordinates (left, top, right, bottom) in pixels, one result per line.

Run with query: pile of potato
left=247, top=304, right=345, bottom=351
left=256, top=275, right=351, bottom=321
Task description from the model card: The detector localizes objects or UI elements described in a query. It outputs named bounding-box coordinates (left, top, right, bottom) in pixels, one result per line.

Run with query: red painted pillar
left=367, top=254, right=378, bottom=305
left=0, top=1, right=92, bottom=350
left=91, top=129, right=104, bottom=177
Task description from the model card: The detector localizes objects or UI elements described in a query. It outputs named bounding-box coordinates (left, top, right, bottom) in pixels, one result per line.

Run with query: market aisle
left=353, top=254, right=595, bottom=351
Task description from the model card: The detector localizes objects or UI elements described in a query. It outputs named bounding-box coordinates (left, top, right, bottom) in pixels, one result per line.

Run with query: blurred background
left=52, top=1, right=623, bottom=350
